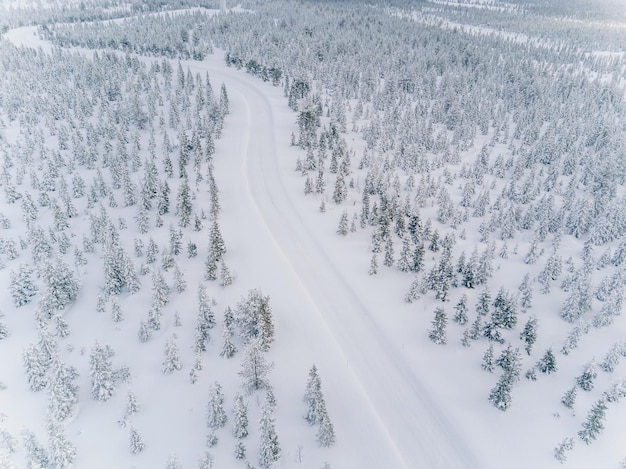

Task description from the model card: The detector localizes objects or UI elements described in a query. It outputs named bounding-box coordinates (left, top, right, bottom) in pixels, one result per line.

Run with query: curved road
left=210, top=63, right=483, bottom=469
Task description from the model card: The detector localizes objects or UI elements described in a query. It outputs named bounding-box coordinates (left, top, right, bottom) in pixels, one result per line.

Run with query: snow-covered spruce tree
left=491, top=287, right=517, bottom=330
left=578, top=399, right=607, bottom=444
left=600, top=343, right=623, bottom=373
left=453, top=294, right=468, bottom=325
left=23, top=343, right=50, bottom=391
left=197, top=452, right=214, bottom=469
left=151, top=268, right=170, bottom=311
left=47, top=418, right=76, bottom=469
left=9, top=263, right=38, bottom=307
left=22, top=430, right=49, bottom=469
left=258, top=393, right=281, bottom=468
left=519, top=317, right=538, bottom=355
left=177, top=176, right=192, bottom=228
left=48, top=359, right=79, bottom=422
left=195, top=284, right=216, bottom=353
left=428, top=307, right=447, bottom=345
left=235, top=289, right=274, bottom=351
left=561, top=386, right=577, bottom=409
left=163, top=335, right=182, bottom=374
left=40, top=258, right=79, bottom=317
left=0, top=313, right=7, bottom=341
left=481, top=344, right=495, bottom=373
left=220, top=308, right=237, bottom=359
left=488, top=371, right=514, bottom=411
left=207, top=381, right=227, bottom=430
left=90, top=342, right=115, bottom=401
left=138, top=320, right=152, bottom=343
left=166, top=454, right=182, bottom=469
left=232, top=393, right=249, bottom=439
left=337, top=210, right=348, bottom=236
left=536, top=348, right=557, bottom=374
left=219, top=259, right=233, bottom=287
left=234, top=441, right=246, bottom=460
left=576, top=363, right=597, bottom=392
left=317, top=410, right=336, bottom=448
left=209, top=219, right=226, bottom=262
left=126, top=391, right=140, bottom=417
left=239, top=339, right=273, bottom=395
left=129, top=427, right=144, bottom=454
left=553, top=437, right=574, bottom=463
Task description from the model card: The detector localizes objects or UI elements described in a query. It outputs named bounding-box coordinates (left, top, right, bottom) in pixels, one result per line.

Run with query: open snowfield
left=1, top=1, right=626, bottom=468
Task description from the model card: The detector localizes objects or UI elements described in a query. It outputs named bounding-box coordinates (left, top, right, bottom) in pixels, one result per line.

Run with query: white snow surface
left=1, top=10, right=626, bottom=469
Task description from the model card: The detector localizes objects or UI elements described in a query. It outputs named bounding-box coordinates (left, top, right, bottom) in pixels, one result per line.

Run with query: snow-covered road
left=206, top=58, right=483, bottom=469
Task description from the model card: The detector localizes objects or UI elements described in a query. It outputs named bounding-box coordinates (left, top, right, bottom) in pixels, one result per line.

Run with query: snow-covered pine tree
left=453, top=294, right=469, bottom=325
left=561, top=386, right=577, bottom=409
left=47, top=418, right=76, bottom=469
left=206, top=381, right=227, bottom=430
left=553, top=437, right=574, bottom=463
left=536, top=348, right=557, bottom=374
left=22, top=430, right=49, bottom=469
left=90, top=342, right=115, bottom=401
left=235, top=289, right=274, bottom=351
left=9, top=263, right=38, bottom=307
left=220, top=308, right=237, bottom=359
left=232, top=393, right=249, bottom=439
left=576, top=363, right=597, bottom=391
left=239, top=339, right=273, bottom=394
left=258, top=393, right=280, bottom=468
left=578, top=399, right=607, bottom=444
left=428, top=307, right=447, bottom=345
left=482, top=344, right=495, bottom=372
left=48, top=359, right=79, bottom=422
left=520, top=317, right=538, bottom=355
left=129, top=427, right=144, bottom=454
left=163, top=335, right=182, bottom=374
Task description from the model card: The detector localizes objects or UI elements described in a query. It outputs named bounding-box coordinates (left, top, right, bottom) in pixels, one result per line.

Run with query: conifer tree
left=23, top=344, right=49, bottom=391
left=258, top=393, right=280, bottom=468
left=232, top=393, right=249, bottom=439
left=428, top=307, right=448, bottom=345
left=561, top=386, right=577, bottom=409
left=576, top=363, right=597, bottom=391
left=239, top=339, right=273, bottom=394
left=482, top=344, right=495, bottom=372
left=578, top=399, right=607, bottom=444
left=207, top=381, right=227, bottom=430
left=90, top=342, right=115, bottom=401
left=520, top=317, right=538, bottom=355
left=22, top=430, right=49, bottom=469
left=9, top=263, right=38, bottom=307
left=163, top=335, right=182, bottom=374
left=553, top=437, right=574, bottom=463
left=453, top=294, right=469, bottom=325
left=220, top=308, right=237, bottom=359
left=129, top=427, right=144, bottom=454
left=48, top=359, right=79, bottom=422
left=337, top=210, right=348, bottom=236
left=47, top=418, right=76, bottom=469
left=536, top=348, right=557, bottom=374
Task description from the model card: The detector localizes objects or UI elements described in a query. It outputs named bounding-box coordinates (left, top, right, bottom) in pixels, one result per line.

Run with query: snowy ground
left=1, top=6, right=626, bottom=469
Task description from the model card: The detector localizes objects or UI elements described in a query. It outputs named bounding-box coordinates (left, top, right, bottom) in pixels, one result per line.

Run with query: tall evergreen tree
left=239, top=339, right=273, bottom=394
left=90, top=342, right=115, bottom=401
left=258, top=393, right=280, bottom=468
left=207, top=381, right=227, bottom=430
left=428, top=307, right=448, bottom=345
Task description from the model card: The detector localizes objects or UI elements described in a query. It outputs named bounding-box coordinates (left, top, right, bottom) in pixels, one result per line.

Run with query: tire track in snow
left=213, top=67, right=483, bottom=469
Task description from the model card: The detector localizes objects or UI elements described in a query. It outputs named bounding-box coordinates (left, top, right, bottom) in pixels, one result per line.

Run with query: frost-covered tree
left=235, top=289, right=274, bottom=351
left=129, top=427, right=144, bottom=454
left=90, top=342, right=115, bottom=401
left=489, top=372, right=513, bottom=411
left=578, top=399, right=607, bottom=444
left=163, top=335, right=182, bottom=374
left=23, top=343, right=49, bottom=392
left=9, top=263, right=38, bottom=307
left=428, top=307, right=447, bottom=345
left=207, top=381, right=227, bottom=430
left=47, top=418, right=76, bottom=469
left=534, top=347, right=556, bottom=374
left=22, top=430, right=49, bottom=469
left=453, top=294, right=469, bottom=325
left=220, top=308, right=237, bottom=359
left=40, top=258, right=79, bottom=317
left=239, top=339, right=273, bottom=394
left=481, top=344, right=495, bottom=373
left=232, top=393, right=249, bottom=439
left=126, top=391, right=140, bottom=417
left=561, top=386, right=577, bottom=409
left=553, top=437, right=574, bottom=463
left=48, top=359, right=79, bottom=422
left=258, top=393, right=280, bottom=468
left=492, top=287, right=517, bottom=330
left=520, top=317, right=537, bottom=355
left=576, top=363, right=597, bottom=391
left=195, top=285, right=215, bottom=353
left=151, top=269, right=170, bottom=311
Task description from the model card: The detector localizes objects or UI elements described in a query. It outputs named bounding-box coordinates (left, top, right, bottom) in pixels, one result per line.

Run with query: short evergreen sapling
left=126, top=391, right=140, bottom=417
left=234, top=441, right=246, bottom=460
left=138, top=320, right=152, bottom=343
left=219, top=259, right=233, bottom=287
left=197, top=452, right=214, bottom=469
left=337, top=210, right=348, bottom=236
